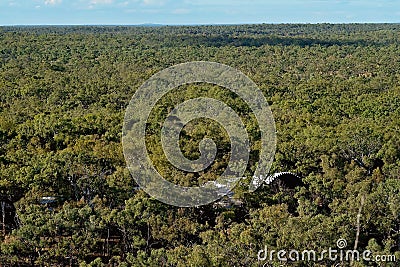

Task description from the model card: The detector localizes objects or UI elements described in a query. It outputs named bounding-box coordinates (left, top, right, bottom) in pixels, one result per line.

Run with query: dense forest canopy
left=0, top=24, right=399, bottom=266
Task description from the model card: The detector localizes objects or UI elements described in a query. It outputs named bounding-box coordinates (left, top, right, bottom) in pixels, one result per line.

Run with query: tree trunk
left=1, top=201, right=5, bottom=235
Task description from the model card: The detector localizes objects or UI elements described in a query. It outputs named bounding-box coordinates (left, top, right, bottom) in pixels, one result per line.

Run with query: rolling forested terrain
left=0, top=24, right=399, bottom=266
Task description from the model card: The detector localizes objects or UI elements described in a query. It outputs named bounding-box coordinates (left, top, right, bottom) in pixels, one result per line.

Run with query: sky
left=0, top=0, right=399, bottom=25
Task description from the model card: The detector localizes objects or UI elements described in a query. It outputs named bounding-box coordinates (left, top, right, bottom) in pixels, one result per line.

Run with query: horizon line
left=1, top=22, right=400, bottom=27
